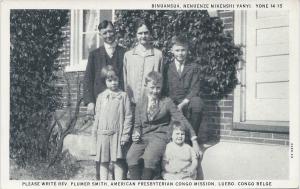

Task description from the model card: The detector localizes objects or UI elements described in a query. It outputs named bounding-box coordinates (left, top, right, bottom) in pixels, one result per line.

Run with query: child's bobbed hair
left=101, top=65, right=119, bottom=81
left=144, top=71, right=163, bottom=87
left=168, top=121, right=187, bottom=141
left=171, top=121, right=187, bottom=133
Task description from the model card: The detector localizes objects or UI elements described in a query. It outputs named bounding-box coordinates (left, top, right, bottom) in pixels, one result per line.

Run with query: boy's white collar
left=174, top=59, right=185, bottom=65
left=147, top=96, right=158, bottom=102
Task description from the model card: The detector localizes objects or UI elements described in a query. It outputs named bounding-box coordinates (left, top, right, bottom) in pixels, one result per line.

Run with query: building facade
left=57, top=10, right=289, bottom=146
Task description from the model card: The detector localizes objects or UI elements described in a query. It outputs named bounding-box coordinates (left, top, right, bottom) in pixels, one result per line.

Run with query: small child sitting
left=162, top=121, right=198, bottom=180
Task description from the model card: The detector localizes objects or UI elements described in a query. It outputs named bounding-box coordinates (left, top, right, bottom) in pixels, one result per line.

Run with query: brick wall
left=202, top=10, right=289, bottom=145
left=56, top=10, right=289, bottom=145
left=56, top=12, right=87, bottom=120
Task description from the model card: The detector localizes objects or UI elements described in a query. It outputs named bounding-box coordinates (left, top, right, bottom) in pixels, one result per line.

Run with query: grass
left=9, top=151, right=96, bottom=180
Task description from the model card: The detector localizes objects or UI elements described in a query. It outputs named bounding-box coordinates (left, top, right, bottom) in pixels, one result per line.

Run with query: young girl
left=90, top=65, right=132, bottom=180
left=162, top=121, right=198, bottom=180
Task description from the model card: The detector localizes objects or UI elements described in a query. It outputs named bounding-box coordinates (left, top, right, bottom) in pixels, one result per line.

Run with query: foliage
left=48, top=73, right=84, bottom=168
left=10, top=10, right=69, bottom=166
left=114, top=10, right=242, bottom=98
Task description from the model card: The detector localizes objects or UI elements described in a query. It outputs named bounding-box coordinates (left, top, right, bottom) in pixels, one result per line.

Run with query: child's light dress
left=92, top=89, right=132, bottom=162
left=162, top=142, right=198, bottom=180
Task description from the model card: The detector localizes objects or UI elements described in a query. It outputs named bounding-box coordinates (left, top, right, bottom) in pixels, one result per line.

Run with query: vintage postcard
left=1, top=0, right=299, bottom=188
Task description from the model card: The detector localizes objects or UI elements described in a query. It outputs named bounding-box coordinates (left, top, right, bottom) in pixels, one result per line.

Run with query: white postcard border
left=1, top=0, right=299, bottom=188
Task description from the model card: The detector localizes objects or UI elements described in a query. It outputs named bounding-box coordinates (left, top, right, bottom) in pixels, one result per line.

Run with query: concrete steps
left=201, top=141, right=289, bottom=180
left=62, top=120, right=289, bottom=180
left=63, top=120, right=94, bottom=161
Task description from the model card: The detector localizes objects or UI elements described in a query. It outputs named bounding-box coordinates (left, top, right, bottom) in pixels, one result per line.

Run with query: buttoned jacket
left=83, top=45, right=126, bottom=105
left=133, top=96, right=196, bottom=142
left=163, top=60, right=201, bottom=104
left=123, top=47, right=163, bottom=104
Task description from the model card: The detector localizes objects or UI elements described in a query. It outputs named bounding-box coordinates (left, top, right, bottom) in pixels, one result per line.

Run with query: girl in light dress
left=91, top=65, right=132, bottom=180
left=162, top=121, right=198, bottom=180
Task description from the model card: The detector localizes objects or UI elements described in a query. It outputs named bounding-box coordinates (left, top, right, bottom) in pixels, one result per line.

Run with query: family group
left=83, top=19, right=206, bottom=180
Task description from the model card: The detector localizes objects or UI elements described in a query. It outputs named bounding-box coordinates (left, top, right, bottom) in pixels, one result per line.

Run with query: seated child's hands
left=165, top=162, right=179, bottom=173
left=120, top=136, right=129, bottom=146
left=182, top=167, right=193, bottom=174
left=120, top=141, right=127, bottom=146
left=132, top=131, right=141, bottom=142
left=182, top=167, right=197, bottom=178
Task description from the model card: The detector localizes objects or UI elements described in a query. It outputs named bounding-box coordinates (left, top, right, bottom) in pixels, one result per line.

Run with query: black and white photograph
left=0, top=0, right=299, bottom=188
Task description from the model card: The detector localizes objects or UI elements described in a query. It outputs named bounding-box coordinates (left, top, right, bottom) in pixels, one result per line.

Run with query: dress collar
left=132, top=45, right=154, bottom=57
left=104, top=89, right=122, bottom=99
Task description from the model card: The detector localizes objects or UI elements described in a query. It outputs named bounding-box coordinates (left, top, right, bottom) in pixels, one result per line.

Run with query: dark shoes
left=128, top=165, right=154, bottom=180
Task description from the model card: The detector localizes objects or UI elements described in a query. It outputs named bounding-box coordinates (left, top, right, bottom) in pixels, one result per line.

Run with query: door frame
left=232, top=10, right=289, bottom=132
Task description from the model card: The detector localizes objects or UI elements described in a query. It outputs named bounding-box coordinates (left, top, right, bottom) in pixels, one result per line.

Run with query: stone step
left=63, top=119, right=95, bottom=160
left=63, top=134, right=95, bottom=160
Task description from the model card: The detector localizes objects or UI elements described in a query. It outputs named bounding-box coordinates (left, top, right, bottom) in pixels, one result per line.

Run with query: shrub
left=10, top=10, right=69, bottom=165
left=114, top=10, right=242, bottom=98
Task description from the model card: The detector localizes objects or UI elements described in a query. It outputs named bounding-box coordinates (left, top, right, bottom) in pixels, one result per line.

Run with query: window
left=65, top=10, right=113, bottom=72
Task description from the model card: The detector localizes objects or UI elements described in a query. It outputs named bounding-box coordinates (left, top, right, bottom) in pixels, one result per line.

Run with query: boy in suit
left=162, top=35, right=206, bottom=144
left=83, top=20, right=126, bottom=116
left=126, top=71, right=201, bottom=180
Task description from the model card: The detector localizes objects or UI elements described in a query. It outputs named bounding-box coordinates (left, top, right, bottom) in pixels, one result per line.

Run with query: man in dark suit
left=83, top=20, right=126, bottom=180
left=83, top=20, right=126, bottom=116
left=162, top=35, right=205, bottom=144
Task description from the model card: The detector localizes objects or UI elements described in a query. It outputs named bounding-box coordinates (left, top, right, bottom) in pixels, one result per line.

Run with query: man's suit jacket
left=163, top=61, right=201, bottom=104
left=83, top=45, right=126, bottom=105
left=133, top=96, right=197, bottom=142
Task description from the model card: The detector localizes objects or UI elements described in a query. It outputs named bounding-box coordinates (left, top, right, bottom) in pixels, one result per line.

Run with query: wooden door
left=245, top=11, right=289, bottom=121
